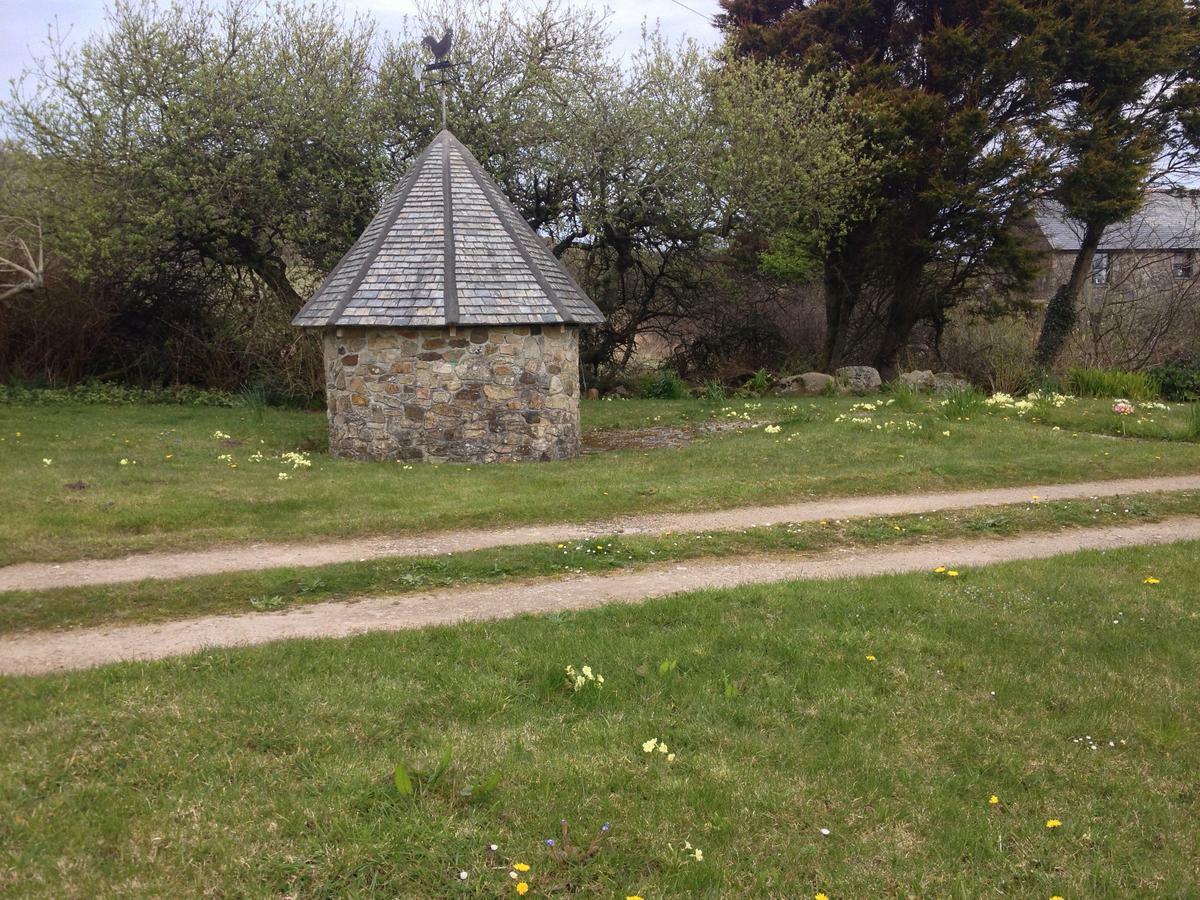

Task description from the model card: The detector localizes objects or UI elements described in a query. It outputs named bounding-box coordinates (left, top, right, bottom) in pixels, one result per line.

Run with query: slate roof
left=294, top=130, right=604, bottom=328
left=1035, top=193, right=1200, bottom=252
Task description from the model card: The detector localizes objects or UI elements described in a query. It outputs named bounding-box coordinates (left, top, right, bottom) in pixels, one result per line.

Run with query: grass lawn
left=3, top=490, right=1198, bottom=635
left=1, top=396, right=1198, bottom=566
left=2, top=542, right=1198, bottom=896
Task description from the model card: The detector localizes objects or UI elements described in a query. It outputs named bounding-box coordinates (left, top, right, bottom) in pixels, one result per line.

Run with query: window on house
left=1090, top=252, right=1111, bottom=285
left=1173, top=251, right=1194, bottom=279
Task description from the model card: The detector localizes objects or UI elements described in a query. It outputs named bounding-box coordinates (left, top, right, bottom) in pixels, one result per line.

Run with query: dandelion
left=989, top=795, right=999, bottom=805
left=933, top=566, right=947, bottom=574
left=946, top=570, right=959, bottom=577
left=627, top=896, right=646, bottom=900
left=513, top=862, right=530, bottom=873
left=516, top=882, right=529, bottom=895
left=1046, top=819, right=1062, bottom=829
left=1143, top=576, right=1160, bottom=585
left=816, top=894, right=830, bottom=900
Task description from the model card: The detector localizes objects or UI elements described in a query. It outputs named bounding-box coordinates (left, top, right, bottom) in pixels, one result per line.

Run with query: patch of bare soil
left=581, top=418, right=759, bottom=452
left=3, top=516, right=1198, bottom=676
left=3, top=474, right=1200, bottom=593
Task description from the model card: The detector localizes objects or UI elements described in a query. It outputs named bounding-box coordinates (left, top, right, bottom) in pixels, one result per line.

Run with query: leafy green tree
left=6, top=0, right=384, bottom=310
left=1033, top=0, right=1199, bottom=369
left=719, top=0, right=1052, bottom=377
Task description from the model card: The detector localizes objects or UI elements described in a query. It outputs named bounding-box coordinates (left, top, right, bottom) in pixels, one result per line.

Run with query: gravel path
left=3, top=515, right=1198, bottom=676
left=3, top=474, right=1200, bottom=592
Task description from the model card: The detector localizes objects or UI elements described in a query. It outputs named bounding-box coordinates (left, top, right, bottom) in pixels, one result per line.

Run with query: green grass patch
left=3, top=397, right=1200, bottom=566
left=2, top=541, right=1198, bottom=896
left=1, top=491, right=1196, bottom=636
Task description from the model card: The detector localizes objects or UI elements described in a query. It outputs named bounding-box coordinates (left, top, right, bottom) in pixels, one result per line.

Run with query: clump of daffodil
left=564, top=664, right=604, bottom=692
left=641, top=737, right=676, bottom=761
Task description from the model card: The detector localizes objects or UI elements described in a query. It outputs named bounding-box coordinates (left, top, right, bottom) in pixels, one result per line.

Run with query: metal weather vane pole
left=420, top=27, right=456, bottom=130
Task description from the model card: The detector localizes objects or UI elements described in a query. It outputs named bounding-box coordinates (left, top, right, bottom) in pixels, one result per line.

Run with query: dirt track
left=3, top=515, right=1197, bottom=676
left=3, top=474, right=1200, bottom=593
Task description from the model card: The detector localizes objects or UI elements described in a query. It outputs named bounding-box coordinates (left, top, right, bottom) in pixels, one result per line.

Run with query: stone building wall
left=322, top=325, right=581, bottom=462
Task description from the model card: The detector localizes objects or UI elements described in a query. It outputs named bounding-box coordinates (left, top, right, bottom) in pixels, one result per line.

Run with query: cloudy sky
left=2, top=0, right=724, bottom=92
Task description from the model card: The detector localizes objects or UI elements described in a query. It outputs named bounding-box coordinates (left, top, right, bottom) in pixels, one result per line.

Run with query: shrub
left=700, top=379, right=727, bottom=402
left=939, top=385, right=986, bottom=419
left=636, top=369, right=689, bottom=400
left=0, top=381, right=240, bottom=407
left=884, top=380, right=924, bottom=412
left=1066, top=367, right=1159, bottom=401
left=741, top=368, right=772, bottom=397
left=1152, top=358, right=1200, bottom=402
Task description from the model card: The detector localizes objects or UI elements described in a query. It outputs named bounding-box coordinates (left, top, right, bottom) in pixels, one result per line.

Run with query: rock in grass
left=773, top=372, right=835, bottom=396
left=932, top=372, right=971, bottom=393
left=835, top=366, right=882, bottom=395
left=898, top=370, right=935, bottom=392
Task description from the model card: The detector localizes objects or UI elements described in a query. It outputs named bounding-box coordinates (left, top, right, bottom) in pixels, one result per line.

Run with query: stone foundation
left=322, top=325, right=581, bottom=462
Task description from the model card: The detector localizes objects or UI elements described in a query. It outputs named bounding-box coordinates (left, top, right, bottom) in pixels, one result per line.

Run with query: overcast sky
left=2, top=0, right=724, bottom=94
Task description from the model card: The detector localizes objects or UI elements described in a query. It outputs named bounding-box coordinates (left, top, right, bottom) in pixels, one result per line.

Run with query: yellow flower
left=946, top=570, right=959, bottom=577
left=865, top=655, right=876, bottom=662
left=627, top=896, right=645, bottom=900
left=513, top=862, right=530, bottom=873
left=42, top=458, right=52, bottom=466
left=1143, top=576, right=1160, bottom=585
left=1050, top=896, right=1064, bottom=900
left=989, top=795, right=999, bottom=805
left=942, top=430, right=951, bottom=437
left=516, top=882, right=529, bottom=896
left=642, top=738, right=659, bottom=753
left=1046, top=819, right=1062, bottom=829
left=933, top=565, right=947, bottom=574
left=816, top=894, right=830, bottom=900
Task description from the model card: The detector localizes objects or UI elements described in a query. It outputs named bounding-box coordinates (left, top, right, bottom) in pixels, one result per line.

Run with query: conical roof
left=293, top=130, right=604, bottom=328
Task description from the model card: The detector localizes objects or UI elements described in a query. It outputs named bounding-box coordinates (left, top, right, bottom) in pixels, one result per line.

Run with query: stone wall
left=322, top=325, right=581, bottom=462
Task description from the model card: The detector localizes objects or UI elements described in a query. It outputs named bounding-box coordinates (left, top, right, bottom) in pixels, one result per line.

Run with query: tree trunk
left=873, top=251, right=927, bottom=381
left=818, top=224, right=869, bottom=371
left=1034, top=221, right=1103, bottom=370
left=253, top=255, right=304, bottom=311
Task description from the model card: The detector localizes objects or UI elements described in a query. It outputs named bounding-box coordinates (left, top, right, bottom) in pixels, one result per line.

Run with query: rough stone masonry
left=325, top=324, right=580, bottom=462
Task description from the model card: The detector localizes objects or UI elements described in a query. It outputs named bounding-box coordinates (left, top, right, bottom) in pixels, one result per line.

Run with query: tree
left=1033, top=0, right=1198, bottom=370
left=719, top=0, right=1052, bottom=378
left=5, top=0, right=384, bottom=326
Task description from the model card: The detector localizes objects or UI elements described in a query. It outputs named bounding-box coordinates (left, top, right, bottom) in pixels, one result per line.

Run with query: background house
left=1027, top=192, right=1200, bottom=367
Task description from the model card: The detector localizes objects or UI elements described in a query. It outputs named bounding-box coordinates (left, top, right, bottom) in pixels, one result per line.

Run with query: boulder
left=835, top=365, right=882, bottom=395
left=773, top=371, right=835, bottom=396
left=932, top=372, right=971, bottom=394
left=898, top=370, right=935, bottom=392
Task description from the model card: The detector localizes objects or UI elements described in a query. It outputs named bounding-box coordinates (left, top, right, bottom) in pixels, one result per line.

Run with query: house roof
left=1034, top=193, right=1200, bottom=252
left=293, top=130, right=604, bottom=328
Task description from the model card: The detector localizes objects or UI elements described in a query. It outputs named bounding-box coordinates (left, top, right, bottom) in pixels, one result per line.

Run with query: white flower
left=42, top=458, right=52, bottom=466
left=819, top=827, right=831, bottom=836
left=277, top=472, right=291, bottom=481
left=119, top=458, right=130, bottom=466
left=458, top=871, right=468, bottom=881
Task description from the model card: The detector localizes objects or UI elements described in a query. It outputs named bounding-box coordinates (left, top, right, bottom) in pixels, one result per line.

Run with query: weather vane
left=418, top=27, right=457, bottom=130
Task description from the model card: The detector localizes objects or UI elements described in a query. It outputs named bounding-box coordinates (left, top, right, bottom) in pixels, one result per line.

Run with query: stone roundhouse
left=293, top=130, right=604, bottom=462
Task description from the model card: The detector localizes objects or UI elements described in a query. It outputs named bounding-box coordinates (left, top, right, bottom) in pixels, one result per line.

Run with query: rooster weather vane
left=418, top=27, right=457, bottom=130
